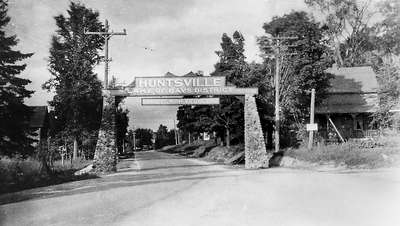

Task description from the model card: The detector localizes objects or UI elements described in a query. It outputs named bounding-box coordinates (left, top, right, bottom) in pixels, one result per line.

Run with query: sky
left=7, top=0, right=307, bottom=130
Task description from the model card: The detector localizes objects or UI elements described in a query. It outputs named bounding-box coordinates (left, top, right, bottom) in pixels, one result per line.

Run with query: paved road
left=1, top=151, right=399, bottom=226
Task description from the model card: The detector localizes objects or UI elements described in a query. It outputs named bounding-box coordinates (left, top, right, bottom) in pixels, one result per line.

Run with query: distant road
left=1, top=151, right=399, bottom=226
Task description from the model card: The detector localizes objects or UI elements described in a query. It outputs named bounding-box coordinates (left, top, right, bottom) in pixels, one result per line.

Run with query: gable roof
left=29, top=106, right=48, bottom=128
left=326, top=66, right=378, bottom=93
left=164, top=72, right=177, bottom=77
left=183, top=71, right=197, bottom=77
left=316, top=66, right=380, bottom=114
left=316, top=93, right=379, bottom=114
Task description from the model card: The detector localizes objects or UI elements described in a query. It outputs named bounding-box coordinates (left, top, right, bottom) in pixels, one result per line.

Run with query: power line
left=85, top=20, right=127, bottom=89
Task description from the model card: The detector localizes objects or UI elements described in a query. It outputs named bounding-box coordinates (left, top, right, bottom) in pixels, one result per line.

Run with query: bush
left=205, top=145, right=244, bottom=162
left=0, top=157, right=94, bottom=194
left=285, top=138, right=400, bottom=169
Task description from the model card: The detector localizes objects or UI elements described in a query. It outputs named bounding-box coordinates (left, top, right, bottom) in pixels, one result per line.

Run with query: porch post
left=93, top=92, right=118, bottom=173
left=351, top=114, right=357, bottom=137
left=244, top=94, right=270, bottom=169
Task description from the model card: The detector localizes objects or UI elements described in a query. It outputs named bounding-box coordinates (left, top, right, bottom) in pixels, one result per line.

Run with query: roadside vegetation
left=0, top=157, right=95, bottom=194
left=286, top=136, right=400, bottom=169
left=160, top=134, right=400, bottom=170
left=1, top=0, right=400, bottom=194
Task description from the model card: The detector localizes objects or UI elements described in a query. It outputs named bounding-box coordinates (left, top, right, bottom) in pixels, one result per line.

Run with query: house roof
left=326, top=66, right=378, bottom=93
left=316, top=66, right=379, bottom=114
left=29, top=106, right=48, bottom=128
left=183, top=71, right=197, bottom=77
left=316, top=93, right=379, bottom=114
left=164, top=72, right=177, bottom=77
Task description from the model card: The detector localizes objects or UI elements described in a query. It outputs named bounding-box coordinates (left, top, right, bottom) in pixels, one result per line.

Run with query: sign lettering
left=141, top=98, right=220, bottom=105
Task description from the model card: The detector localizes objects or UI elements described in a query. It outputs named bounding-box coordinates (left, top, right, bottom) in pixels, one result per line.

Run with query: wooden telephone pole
left=308, top=89, right=316, bottom=149
left=85, top=20, right=127, bottom=89
left=264, top=36, right=297, bottom=152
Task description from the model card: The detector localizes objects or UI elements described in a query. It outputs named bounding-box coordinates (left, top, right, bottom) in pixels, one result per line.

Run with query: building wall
left=316, top=113, right=376, bottom=141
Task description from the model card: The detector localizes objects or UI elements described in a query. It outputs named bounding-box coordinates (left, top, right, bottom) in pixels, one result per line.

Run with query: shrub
left=285, top=138, right=400, bottom=169
left=0, top=157, right=94, bottom=194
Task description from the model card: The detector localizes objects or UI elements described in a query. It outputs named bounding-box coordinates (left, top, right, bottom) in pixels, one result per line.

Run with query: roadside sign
left=306, top=123, right=318, bottom=131
left=141, top=97, right=220, bottom=105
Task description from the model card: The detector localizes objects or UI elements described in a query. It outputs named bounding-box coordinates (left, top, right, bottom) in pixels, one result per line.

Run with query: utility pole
left=85, top=20, right=127, bottom=89
left=308, top=88, right=316, bottom=149
left=133, top=130, right=136, bottom=151
left=173, top=119, right=178, bottom=145
left=264, top=35, right=297, bottom=152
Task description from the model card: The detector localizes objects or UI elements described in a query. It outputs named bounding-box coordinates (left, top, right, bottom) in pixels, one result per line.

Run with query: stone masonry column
left=244, top=94, right=270, bottom=169
left=93, top=92, right=118, bottom=173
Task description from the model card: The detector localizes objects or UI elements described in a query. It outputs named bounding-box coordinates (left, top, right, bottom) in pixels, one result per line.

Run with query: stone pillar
left=93, top=92, right=118, bottom=173
left=244, top=94, right=271, bottom=169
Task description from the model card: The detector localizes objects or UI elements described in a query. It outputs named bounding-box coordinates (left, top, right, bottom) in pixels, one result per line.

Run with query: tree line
left=177, top=0, right=400, bottom=148
left=0, top=2, right=129, bottom=170
left=1, top=0, right=399, bottom=162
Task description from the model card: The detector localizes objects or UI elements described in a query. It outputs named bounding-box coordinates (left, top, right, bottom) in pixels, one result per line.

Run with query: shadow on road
left=0, top=169, right=242, bottom=205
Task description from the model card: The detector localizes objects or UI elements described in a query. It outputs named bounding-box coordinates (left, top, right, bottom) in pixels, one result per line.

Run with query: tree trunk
left=225, top=127, right=230, bottom=147
left=335, top=39, right=344, bottom=67
left=73, top=138, right=78, bottom=160
left=39, top=138, right=52, bottom=175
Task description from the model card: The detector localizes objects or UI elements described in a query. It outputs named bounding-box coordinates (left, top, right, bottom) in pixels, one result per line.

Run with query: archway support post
left=93, top=92, right=118, bottom=173
left=244, top=94, right=270, bottom=169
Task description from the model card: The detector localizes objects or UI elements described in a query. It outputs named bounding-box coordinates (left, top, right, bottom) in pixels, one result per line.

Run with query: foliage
left=0, top=156, right=95, bottom=194
left=0, top=0, right=35, bottom=157
left=259, top=11, right=333, bottom=146
left=372, top=54, right=400, bottom=127
left=373, top=0, right=400, bottom=55
left=305, top=0, right=375, bottom=66
left=132, top=128, right=153, bottom=148
left=43, top=2, right=104, bottom=157
left=368, top=1, right=400, bottom=128
left=177, top=32, right=248, bottom=146
left=154, top=124, right=175, bottom=149
left=285, top=140, right=400, bottom=168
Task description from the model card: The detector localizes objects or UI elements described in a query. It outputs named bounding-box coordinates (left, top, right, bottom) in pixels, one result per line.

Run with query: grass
left=285, top=135, right=400, bottom=169
left=0, top=157, right=96, bottom=194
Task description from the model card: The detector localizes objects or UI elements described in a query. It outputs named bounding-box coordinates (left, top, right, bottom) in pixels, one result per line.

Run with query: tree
left=176, top=71, right=217, bottom=143
left=305, top=0, right=375, bottom=66
left=259, top=11, right=333, bottom=146
left=43, top=2, right=104, bottom=159
left=0, top=0, right=35, bottom=157
left=210, top=32, right=248, bottom=146
left=154, top=124, right=174, bottom=149
left=373, top=0, right=400, bottom=55
left=370, top=0, right=400, bottom=128
left=373, top=55, right=400, bottom=128
left=134, top=128, right=153, bottom=148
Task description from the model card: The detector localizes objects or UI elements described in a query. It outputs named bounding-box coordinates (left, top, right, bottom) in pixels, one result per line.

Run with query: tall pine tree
left=0, top=0, right=34, bottom=157
left=210, top=31, right=248, bottom=146
left=43, top=2, right=104, bottom=158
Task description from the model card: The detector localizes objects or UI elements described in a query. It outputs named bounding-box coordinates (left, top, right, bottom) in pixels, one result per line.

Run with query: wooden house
left=315, top=66, right=379, bottom=142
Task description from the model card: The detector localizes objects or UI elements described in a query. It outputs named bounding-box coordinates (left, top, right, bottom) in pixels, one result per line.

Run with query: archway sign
left=93, top=76, right=271, bottom=172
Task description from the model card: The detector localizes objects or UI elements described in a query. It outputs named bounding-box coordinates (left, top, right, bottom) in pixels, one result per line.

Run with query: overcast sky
left=7, top=0, right=307, bottom=130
